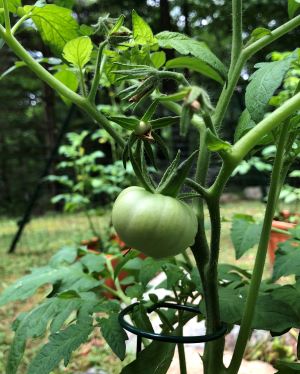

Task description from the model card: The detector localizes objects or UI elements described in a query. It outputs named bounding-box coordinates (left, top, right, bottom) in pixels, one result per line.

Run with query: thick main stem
left=228, top=123, right=290, bottom=374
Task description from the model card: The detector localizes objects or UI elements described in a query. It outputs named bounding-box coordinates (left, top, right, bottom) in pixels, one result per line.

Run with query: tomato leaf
left=288, top=0, right=300, bottom=18
left=98, top=313, right=128, bottom=360
left=139, top=258, right=166, bottom=287
left=121, top=339, right=176, bottom=374
left=23, top=5, right=80, bottom=54
left=273, top=239, right=300, bottom=280
left=62, top=36, right=93, bottom=69
left=231, top=215, right=262, bottom=259
left=234, top=109, right=256, bottom=142
left=156, top=31, right=228, bottom=80
left=27, top=319, right=93, bottom=374
left=131, top=304, right=154, bottom=332
left=6, top=298, right=82, bottom=374
left=166, top=56, right=224, bottom=85
left=79, top=253, right=106, bottom=273
left=250, top=27, right=271, bottom=42
left=246, top=53, right=296, bottom=122
left=54, top=69, right=79, bottom=106
left=151, top=51, right=166, bottom=69
left=206, top=129, right=232, bottom=152
left=132, top=10, right=156, bottom=45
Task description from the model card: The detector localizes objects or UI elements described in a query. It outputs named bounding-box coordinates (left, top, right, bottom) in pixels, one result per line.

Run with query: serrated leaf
left=0, top=266, right=73, bottom=306
left=166, top=56, right=224, bottom=84
left=231, top=215, right=262, bottom=259
left=163, top=263, right=185, bottom=289
left=131, top=304, right=154, bottom=331
left=288, top=0, right=300, bottom=18
left=49, top=246, right=77, bottom=266
left=156, top=31, right=227, bottom=80
left=246, top=54, right=296, bottom=122
left=139, top=258, right=165, bottom=287
left=27, top=320, right=93, bottom=374
left=54, top=69, right=79, bottom=105
left=7, top=298, right=82, bottom=374
left=273, top=239, right=300, bottom=280
left=98, top=313, right=128, bottom=360
left=132, top=9, right=156, bottom=45
left=63, top=36, right=93, bottom=69
left=24, top=5, right=80, bottom=54
left=80, top=253, right=106, bottom=273
left=125, top=284, right=144, bottom=299
left=121, top=339, right=175, bottom=374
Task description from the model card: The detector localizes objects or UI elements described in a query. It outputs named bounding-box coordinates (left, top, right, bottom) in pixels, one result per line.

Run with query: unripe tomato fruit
left=112, top=186, right=198, bottom=258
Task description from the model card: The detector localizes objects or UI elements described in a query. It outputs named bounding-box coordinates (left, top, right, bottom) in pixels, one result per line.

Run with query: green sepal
left=129, top=140, right=155, bottom=192
left=119, top=84, right=139, bottom=98
left=122, top=133, right=137, bottom=169
left=109, top=15, right=125, bottom=35
left=152, top=131, right=169, bottom=160
left=206, top=129, right=232, bottom=152
left=156, top=150, right=181, bottom=191
left=185, top=86, right=203, bottom=105
left=157, top=89, right=189, bottom=102
left=110, top=116, right=139, bottom=130
left=144, top=141, right=158, bottom=170
left=141, top=99, right=159, bottom=122
left=180, top=105, right=193, bottom=137
left=150, top=116, right=180, bottom=130
left=156, top=150, right=198, bottom=197
left=178, top=192, right=203, bottom=200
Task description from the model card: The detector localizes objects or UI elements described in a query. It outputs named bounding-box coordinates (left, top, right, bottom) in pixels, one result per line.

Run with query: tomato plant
left=1, top=1, right=300, bottom=374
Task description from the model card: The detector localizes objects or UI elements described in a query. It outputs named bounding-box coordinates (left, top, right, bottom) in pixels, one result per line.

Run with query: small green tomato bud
left=134, top=121, right=152, bottom=136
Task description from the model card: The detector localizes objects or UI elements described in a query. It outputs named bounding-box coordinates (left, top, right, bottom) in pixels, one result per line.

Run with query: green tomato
left=112, top=186, right=198, bottom=258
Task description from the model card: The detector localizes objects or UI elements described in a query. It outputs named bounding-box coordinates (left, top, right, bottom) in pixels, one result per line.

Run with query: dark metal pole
left=8, top=105, right=75, bottom=253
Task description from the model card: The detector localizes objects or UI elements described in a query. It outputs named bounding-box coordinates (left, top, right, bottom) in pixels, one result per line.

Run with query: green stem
left=231, top=91, right=300, bottom=161
left=100, top=283, right=130, bottom=304
left=105, top=258, right=131, bottom=304
left=79, top=68, right=87, bottom=97
left=159, top=71, right=190, bottom=86
left=228, top=123, right=290, bottom=374
left=11, top=14, right=30, bottom=35
left=202, top=196, right=225, bottom=374
left=230, top=0, right=243, bottom=73
left=0, top=29, right=125, bottom=147
left=178, top=313, right=187, bottom=374
left=213, top=14, right=300, bottom=129
left=88, top=41, right=108, bottom=103
left=3, top=0, right=11, bottom=33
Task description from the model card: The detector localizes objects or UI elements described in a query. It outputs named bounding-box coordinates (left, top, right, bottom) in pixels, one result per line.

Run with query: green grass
left=0, top=201, right=269, bottom=374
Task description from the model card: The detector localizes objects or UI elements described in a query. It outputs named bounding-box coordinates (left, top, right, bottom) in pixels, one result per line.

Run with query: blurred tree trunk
left=182, top=0, right=191, bottom=35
